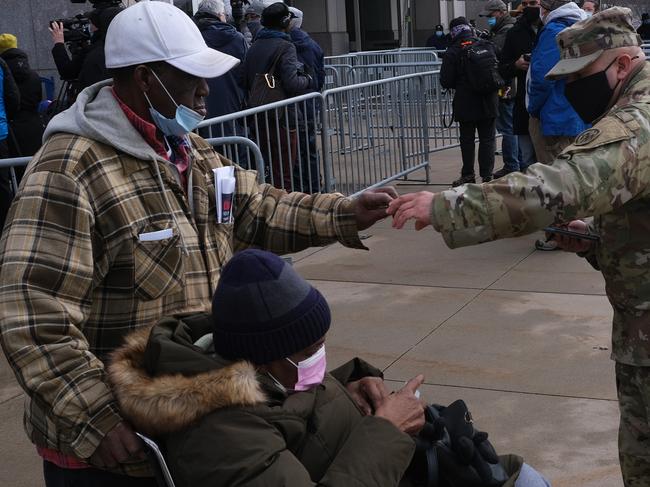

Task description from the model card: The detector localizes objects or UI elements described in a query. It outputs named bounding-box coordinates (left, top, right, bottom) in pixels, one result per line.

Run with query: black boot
left=452, top=174, right=476, bottom=187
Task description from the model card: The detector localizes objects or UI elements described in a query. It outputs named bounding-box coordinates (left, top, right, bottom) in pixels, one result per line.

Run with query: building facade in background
left=0, top=0, right=647, bottom=90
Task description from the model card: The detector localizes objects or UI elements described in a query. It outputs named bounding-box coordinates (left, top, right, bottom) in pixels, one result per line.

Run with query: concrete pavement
left=0, top=147, right=622, bottom=486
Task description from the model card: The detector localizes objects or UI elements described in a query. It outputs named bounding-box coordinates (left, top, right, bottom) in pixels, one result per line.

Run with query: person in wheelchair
left=110, top=249, right=550, bottom=487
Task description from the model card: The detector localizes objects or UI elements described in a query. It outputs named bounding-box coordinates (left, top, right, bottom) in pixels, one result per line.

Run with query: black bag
left=246, top=45, right=288, bottom=109
left=461, top=39, right=505, bottom=95
left=408, top=400, right=510, bottom=487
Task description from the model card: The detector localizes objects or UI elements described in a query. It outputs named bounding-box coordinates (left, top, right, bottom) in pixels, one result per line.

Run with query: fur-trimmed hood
left=108, top=317, right=266, bottom=437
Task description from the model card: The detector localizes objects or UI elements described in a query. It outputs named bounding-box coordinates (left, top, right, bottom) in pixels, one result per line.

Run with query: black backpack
left=407, top=400, right=511, bottom=487
left=461, top=38, right=504, bottom=95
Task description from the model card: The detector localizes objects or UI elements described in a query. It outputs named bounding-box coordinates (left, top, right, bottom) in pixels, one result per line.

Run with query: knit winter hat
left=212, top=249, right=331, bottom=364
left=540, top=0, right=570, bottom=11
left=0, top=34, right=17, bottom=54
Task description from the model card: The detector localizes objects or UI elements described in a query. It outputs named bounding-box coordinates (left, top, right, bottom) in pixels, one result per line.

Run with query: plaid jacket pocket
left=133, top=232, right=184, bottom=301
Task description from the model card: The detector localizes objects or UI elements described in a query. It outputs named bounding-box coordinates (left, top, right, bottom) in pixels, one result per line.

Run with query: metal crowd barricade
left=197, top=70, right=459, bottom=197
left=0, top=156, right=30, bottom=194
left=348, top=62, right=443, bottom=84
left=198, top=93, right=324, bottom=194
left=320, top=71, right=460, bottom=195
left=0, top=138, right=266, bottom=198
left=324, top=48, right=439, bottom=68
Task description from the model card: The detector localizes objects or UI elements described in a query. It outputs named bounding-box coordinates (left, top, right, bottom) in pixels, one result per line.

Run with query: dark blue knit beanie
left=212, top=249, right=331, bottom=364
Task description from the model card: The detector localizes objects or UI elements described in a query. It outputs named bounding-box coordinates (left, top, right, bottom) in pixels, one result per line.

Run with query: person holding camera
left=497, top=0, right=542, bottom=173
left=49, top=5, right=123, bottom=91
left=109, top=249, right=550, bottom=487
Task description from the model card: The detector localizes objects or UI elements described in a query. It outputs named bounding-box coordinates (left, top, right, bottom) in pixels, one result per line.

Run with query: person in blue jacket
left=289, top=7, right=324, bottom=193
left=194, top=0, right=249, bottom=165
left=527, top=0, right=588, bottom=165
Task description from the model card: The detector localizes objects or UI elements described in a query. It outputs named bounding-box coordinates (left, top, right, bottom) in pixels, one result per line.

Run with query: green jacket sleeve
left=169, top=410, right=414, bottom=487
left=431, top=115, right=638, bottom=248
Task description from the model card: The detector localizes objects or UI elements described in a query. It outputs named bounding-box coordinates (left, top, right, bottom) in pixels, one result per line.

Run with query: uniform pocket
left=133, top=231, right=184, bottom=301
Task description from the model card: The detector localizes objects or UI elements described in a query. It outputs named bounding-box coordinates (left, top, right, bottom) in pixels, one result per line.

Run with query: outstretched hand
left=387, top=192, right=435, bottom=230
left=354, top=187, right=399, bottom=231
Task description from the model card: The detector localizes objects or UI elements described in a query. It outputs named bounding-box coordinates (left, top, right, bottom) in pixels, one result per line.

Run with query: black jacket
left=52, top=39, right=109, bottom=90
left=0, top=49, right=43, bottom=156
left=490, top=15, right=516, bottom=54
left=440, top=31, right=499, bottom=122
left=425, top=33, right=450, bottom=50
left=498, top=15, right=538, bottom=134
left=241, top=29, right=313, bottom=100
left=195, top=13, right=248, bottom=132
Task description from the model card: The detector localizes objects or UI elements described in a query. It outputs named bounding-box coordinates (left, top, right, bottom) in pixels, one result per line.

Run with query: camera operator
left=49, top=6, right=123, bottom=91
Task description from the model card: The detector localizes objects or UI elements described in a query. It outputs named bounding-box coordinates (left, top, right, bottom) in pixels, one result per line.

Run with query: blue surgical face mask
left=143, top=69, right=205, bottom=137
left=435, top=30, right=444, bottom=37
left=584, top=11, right=593, bottom=17
left=487, top=16, right=497, bottom=27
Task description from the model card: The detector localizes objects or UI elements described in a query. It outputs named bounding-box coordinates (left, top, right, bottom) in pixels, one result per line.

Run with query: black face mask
left=523, top=7, right=540, bottom=24
left=564, top=57, right=620, bottom=124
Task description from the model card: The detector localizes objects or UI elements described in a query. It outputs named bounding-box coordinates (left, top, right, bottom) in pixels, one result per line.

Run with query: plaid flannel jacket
left=0, top=131, right=362, bottom=475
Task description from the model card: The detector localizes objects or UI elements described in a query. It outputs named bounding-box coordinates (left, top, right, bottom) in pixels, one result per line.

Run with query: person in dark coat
left=0, top=54, right=20, bottom=234
left=109, top=250, right=551, bottom=487
left=289, top=7, right=324, bottom=193
left=425, top=24, right=451, bottom=50
left=48, top=6, right=123, bottom=93
left=497, top=0, right=541, bottom=173
left=638, top=13, right=650, bottom=41
left=194, top=0, right=250, bottom=165
left=480, top=0, right=520, bottom=179
left=1, top=47, right=44, bottom=157
left=241, top=2, right=313, bottom=189
left=440, top=17, right=498, bottom=187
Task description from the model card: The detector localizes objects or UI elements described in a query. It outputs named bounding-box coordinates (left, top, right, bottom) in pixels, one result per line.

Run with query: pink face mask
left=287, top=345, right=327, bottom=391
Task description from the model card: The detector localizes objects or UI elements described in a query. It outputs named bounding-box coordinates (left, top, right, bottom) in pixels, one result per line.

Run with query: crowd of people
left=0, top=1, right=649, bottom=486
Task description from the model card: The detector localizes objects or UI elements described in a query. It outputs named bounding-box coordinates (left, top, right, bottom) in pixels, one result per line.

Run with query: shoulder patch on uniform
left=562, top=116, right=632, bottom=155
left=574, top=128, right=601, bottom=146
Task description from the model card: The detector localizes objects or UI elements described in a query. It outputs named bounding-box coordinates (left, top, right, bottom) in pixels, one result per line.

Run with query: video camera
left=50, top=0, right=124, bottom=56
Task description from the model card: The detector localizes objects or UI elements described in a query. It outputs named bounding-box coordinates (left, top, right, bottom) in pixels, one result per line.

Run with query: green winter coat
left=109, top=315, right=417, bottom=487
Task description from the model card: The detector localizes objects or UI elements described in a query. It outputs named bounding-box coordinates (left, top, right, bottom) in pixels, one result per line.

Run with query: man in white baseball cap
left=0, top=1, right=397, bottom=485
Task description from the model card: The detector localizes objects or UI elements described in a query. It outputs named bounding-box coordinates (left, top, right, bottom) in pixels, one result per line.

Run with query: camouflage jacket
left=431, top=62, right=650, bottom=366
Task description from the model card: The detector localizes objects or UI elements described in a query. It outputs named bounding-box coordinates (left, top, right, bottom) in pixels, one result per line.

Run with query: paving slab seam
left=380, top=247, right=538, bottom=373
left=383, top=379, right=618, bottom=403
left=309, top=277, right=606, bottom=297
left=0, top=392, right=22, bottom=406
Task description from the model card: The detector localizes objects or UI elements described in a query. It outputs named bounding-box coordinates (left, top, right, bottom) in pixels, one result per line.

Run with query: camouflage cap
left=545, top=7, right=642, bottom=80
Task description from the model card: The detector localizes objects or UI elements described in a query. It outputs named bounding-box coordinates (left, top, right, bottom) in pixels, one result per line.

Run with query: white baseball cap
left=105, top=0, right=239, bottom=79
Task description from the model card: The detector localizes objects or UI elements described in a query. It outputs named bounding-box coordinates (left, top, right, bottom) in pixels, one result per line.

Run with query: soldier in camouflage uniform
left=388, top=7, right=649, bottom=486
